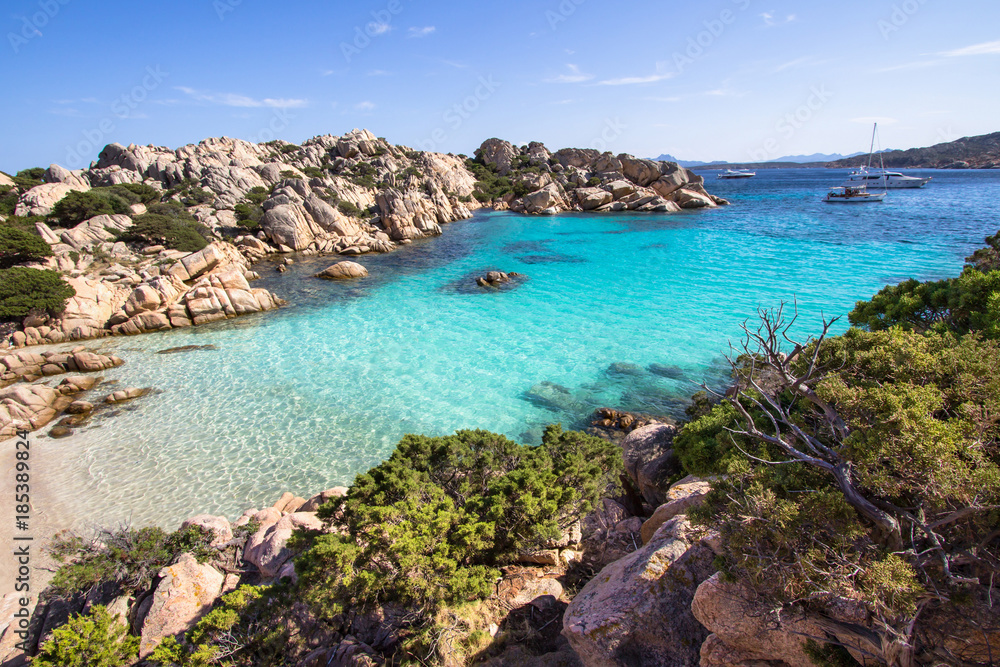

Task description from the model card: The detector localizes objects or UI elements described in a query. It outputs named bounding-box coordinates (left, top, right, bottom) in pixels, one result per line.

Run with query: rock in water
left=316, top=261, right=369, bottom=280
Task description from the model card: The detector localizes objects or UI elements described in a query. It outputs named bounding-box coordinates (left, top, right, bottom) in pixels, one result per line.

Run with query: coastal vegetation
left=677, top=229, right=1000, bottom=665
left=118, top=202, right=210, bottom=252
left=0, top=266, right=75, bottom=320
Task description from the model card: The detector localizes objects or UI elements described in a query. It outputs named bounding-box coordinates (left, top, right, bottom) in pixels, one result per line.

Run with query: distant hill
left=772, top=151, right=865, bottom=163
left=652, top=131, right=1000, bottom=171
left=648, top=154, right=718, bottom=168
left=826, top=132, right=1000, bottom=169
left=649, top=151, right=865, bottom=167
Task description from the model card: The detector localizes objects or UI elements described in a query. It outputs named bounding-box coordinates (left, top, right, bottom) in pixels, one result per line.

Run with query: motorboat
left=823, top=186, right=886, bottom=203
left=844, top=167, right=931, bottom=189
left=823, top=123, right=888, bottom=204
left=717, top=169, right=756, bottom=179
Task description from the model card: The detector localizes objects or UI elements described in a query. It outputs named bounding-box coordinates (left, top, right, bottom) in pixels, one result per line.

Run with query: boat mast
left=876, top=124, right=887, bottom=194
left=867, top=122, right=877, bottom=170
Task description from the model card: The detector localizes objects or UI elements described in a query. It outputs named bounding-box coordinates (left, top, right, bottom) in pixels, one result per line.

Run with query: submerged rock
left=155, top=345, right=218, bottom=355
left=316, top=261, right=369, bottom=280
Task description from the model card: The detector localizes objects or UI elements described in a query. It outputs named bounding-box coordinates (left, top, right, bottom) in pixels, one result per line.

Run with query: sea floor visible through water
left=37, top=168, right=1000, bottom=529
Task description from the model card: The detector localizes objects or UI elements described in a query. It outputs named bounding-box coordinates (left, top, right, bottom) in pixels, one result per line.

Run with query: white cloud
left=176, top=87, right=307, bottom=108
left=761, top=11, right=796, bottom=26
left=408, top=26, right=435, bottom=38
left=355, top=101, right=376, bottom=111
left=368, top=22, right=391, bottom=35
left=598, top=71, right=674, bottom=86
left=939, top=40, right=1000, bottom=57
left=545, top=64, right=593, bottom=84
left=851, top=116, right=898, bottom=125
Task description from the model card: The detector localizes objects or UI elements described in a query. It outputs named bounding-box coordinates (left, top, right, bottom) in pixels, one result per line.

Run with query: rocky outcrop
left=478, top=138, right=519, bottom=175
left=562, top=516, right=716, bottom=667
left=475, top=139, right=726, bottom=216
left=244, top=511, right=324, bottom=578
left=138, top=554, right=225, bottom=657
left=1, top=358, right=111, bottom=439
left=375, top=186, right=471, bottom=241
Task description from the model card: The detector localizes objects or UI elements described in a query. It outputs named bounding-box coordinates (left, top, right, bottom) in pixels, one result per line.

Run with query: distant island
left=653, top=130, right=1000, bottom=171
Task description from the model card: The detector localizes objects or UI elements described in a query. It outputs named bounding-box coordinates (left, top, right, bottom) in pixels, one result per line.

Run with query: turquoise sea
left=44, top=169, right=1000, bottom=529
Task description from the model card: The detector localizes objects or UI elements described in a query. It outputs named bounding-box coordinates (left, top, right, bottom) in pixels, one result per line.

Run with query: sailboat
left=823, top=124, right=887, bottom=203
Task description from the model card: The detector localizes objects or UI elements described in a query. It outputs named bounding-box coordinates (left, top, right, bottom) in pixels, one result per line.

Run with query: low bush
left=118, top=202, right=210, bottom=252
left=336, top=200, right=362, bottom=217
left=280, top=144, right=300, bottom=154
left=0, top=267, right=75, bottom=320
left=234, top=203, right=263, bottom=229
left=0, top=186, right=18, bottom=216
left=49, top=191, right=116, bottom=227
left=294, top=426, right=621, bottom=615
left=301, top=166, right=325, bottom=179
left=13, top=167, right=45, bottom=190
left=0, top=225, right=52, bottom=268
left=47, top=524, right=215, bottom=599
left=114, top=182, right=162, bottom=205
left=33, top=605, right=138, bottom=667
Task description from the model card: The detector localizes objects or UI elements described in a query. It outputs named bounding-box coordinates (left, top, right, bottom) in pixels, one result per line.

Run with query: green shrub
left=234, top=203, right=263, bottom=229
left=280, top=144, right=300, bottom=154
left=149, top=585, right=291, bottom=667
left=0, top=224, right=52, bottom=268
left=118, top=202, right=210, bottom=252
left=33, top=605, right=139, bottom=667
left=13, top=167, right=45, bottom=190
left=49, top=190, right=116, bottom=227
left=181, top=187, right=214, bottom=206
left=336, top=200, right=362, bottom=217
left=0, top=187, right=18, bottom=216
left=114, top=182, right=161, bottom=205
left=587, top=177, right=601, bottom=187
left=301, top=166, right=325, bottom=179
left=294, top=426, right=621, bottom=616
left=279, top=170, right=301, bottom=180
left=244, top=186, right=270, bottom=205
left=0, top=267, right=75, bottom=320
left=48, top=524, right=215, bottom=599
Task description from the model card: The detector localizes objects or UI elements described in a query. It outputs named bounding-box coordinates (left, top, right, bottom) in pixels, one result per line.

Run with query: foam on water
left=43, top=169, right=1000, bottom=528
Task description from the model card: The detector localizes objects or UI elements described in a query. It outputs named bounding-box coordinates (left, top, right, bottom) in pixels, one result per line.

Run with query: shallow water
left=43, top=168, right=1000, bottom=528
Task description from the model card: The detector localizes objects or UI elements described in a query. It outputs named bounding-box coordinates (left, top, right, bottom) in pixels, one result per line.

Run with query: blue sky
left=1, top=0, right=998, bottom=173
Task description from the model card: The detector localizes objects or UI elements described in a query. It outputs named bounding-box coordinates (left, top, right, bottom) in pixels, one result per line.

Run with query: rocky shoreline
left=2, top=130, right=725, bottom=353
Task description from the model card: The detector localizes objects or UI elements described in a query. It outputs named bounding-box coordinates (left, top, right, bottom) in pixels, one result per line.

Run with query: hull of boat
left=823, top=193, right=886, bottom=203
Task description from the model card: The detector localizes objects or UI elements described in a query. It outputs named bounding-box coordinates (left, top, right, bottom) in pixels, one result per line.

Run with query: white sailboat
left=824, top=124, right=888, bottom=203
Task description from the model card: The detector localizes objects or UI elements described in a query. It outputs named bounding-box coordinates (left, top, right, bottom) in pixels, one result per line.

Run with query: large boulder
left=692, top=574, right=834, bottom=667
left=138, top=554, right=224, bottom=657
left=44, top=164, right=91, bottom=189
left=317, top=261, right=368, bottom=280
left=640, top=477, right=712, bottom=544
left=619, top=156, right=663, bottom=187
left=562, top=517, right=716, bottom=666
left=260, top=203, right=325, bottom=251
left=180, top=514, right=233, bottom=548
left=59, top=214, right=133, bottom=251
left=15, top=181, right=90, bottom=217
left=621, top=423, right=679, bottom=504
left=672, top=188, right=716, bottom=209
left=523, top=183, right=567, bottom=214
left=244, top=512, right=323, bottom=578
left=575, top=187, right=613, bottom=211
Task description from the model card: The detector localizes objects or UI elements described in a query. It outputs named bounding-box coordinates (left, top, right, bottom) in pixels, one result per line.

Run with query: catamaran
left=824, top=123, right=888, bottom=204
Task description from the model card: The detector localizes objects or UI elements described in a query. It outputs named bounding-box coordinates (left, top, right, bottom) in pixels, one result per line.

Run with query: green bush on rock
left=49, top=190, right=116, bottom=227
left=0, top=225, right=52, bottom=268
left=48, top=524, right=215, bottom=599
left=118, top=202, right=210, bottom=252
left=33, top=605, right=138, bottom=667
left=0, top=267, right=75, bottom=321
left=295, top=426, right=621, bottom=614
left=682, top=234, right=1000, bottom=664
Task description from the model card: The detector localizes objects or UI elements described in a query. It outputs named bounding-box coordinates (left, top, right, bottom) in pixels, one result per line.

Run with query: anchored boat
left=824, top=123, right=887, bottom=204
left=844, top=167, right=931, bottom=189
left=717, top=169, right=756, bottom=179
